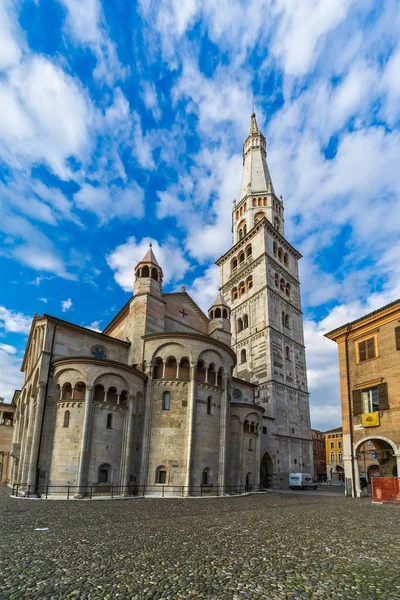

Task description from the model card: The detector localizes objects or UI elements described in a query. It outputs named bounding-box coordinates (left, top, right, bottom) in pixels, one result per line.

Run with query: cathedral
left=10, top=114, right=313, bottom=497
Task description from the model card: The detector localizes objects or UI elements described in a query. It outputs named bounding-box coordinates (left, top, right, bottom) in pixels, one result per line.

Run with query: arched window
left=255, top=212, right=264, bottom=224
left=232, top=258, right=238, bottom=271
left=240, top=349, right=247, bottom=363
left=249, top=438, right=253, bottom=451
left=98, top=463, right=111, bottom=483
left=284, top=253, right=289, bottom=266
left=153, top=357, right=163, bottom=379
left=247, top=276, right=253, bottom=290
left=196, top=361, right=206, bottom=383
left=93, top=383, right=105, bottom=403
left=202, top=467, right=212, bottom=486
left=244, top=420, right=250, bottom=432
left=232, top=288, right=238, bottom=300
left=106, top=413, right=113, bottom=429
left=252, top=198, right=257, bottom=207
left=73, top=382, right=86, bottom=400
left=207, top=396, right=213, bottom=415
left=239, top=252, right=245, bottom=264
left=273, top=241, right=277, bottom=256
left=239, top=282, right=246, bottom=296
left=215, top=308, right=221, bottom=318
left=156, top=466, right=167, bottom=484
left=240, top=206, right=243, bottom=216
left=330, top=453, right=335, bottom=463
left=142, top=265, right=149, bottom=277
left=243, top=224, right=247, bottom=235
left=236, top=210, right=239, bottom=219
left=250, top=421, right=255, bottom=432
left=274, top=217, right=280, bottom=230
left=285, top=346, right=290, bottom=360
left=179, top=358, right=190, bottom=380
left=246, top=245, right=252, bottom=257
left=165, top=356, right=177, bottom=379
left=222, top=309, right=228, bottom=318
left=162, top=391, right=170, bottom=410
left=286, top=283, right=291, bottom=297
left=258, top=198, right=262, bottom=206
left=274, top=273, right=279, bottom=287
left=280, top=278, right=285, bottom=292
left=278, top=248, right=283, bottom=260
left=243, top=314, right=248, bottom=329
left=151, top=267, right=158, bottom=281
left=282, top=311, right=286, bottom=327
left=237, top=318, right=243, bottom=332
left=285, top=314, right=290, bottom=328
left=62, top=382, right=72, bottom=401
left=244, top=202, right=247, bottom=210
left=63, top=410, right=70, bottom=428
left=263, top=197, right=267, bottom=206
left=239, top=229, right=243, bottom=239
left=106, top=386, right=118, bottom=404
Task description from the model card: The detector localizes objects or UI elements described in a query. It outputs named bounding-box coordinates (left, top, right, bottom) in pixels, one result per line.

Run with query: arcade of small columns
left=142, top=354, right=230, bottom=493
left=13, top=351, right=236, bottom=495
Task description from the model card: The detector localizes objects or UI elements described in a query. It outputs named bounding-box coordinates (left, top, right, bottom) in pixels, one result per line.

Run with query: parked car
left=289, top=473, right=318, bottom=490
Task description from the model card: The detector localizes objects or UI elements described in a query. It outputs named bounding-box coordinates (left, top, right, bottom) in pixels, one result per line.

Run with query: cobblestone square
left=1, top=488, right=399, bottom=600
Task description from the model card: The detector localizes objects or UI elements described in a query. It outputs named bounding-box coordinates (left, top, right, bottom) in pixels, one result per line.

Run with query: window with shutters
left=395, top=326, right=400, bottom=350
left=362, top=386, right=379, bottom=413
left=357, top=337, right=376, bottom=362
left=353, top=383, right=389, bottom=415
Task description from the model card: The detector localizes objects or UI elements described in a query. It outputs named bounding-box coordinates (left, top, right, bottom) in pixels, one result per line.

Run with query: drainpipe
left=34, top=319, right=59, bottom=493
left=345, top=326, right=356, bottom=497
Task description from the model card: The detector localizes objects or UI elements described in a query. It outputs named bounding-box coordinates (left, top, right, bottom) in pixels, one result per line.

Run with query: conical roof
left=138, top=244, right=160, bottom=267
left=239, top=112, right=275, bottom=200
left=209, top=292, right=229, bottom=311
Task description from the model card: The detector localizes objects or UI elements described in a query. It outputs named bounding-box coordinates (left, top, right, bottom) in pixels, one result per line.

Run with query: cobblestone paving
left=1, top=487, right=399, bottom=600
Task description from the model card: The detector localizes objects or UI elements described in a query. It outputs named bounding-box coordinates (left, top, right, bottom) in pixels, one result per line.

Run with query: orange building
left=325, top=427, right=344, bottom=481
left=326, top=299, right=400, bottom=497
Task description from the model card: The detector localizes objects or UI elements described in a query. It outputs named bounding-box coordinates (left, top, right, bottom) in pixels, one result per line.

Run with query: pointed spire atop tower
left=250, top=112, right=259, bottom=134
left=140, top=243, right=160, bottom=267
left=134, top=243, right=163, bottom=297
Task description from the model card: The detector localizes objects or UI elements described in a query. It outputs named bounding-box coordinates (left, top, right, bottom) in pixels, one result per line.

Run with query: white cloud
left=107, top=236, right=190, bottom=292
left=271, top=0, right=354, bottom=76
left=187, top=264, right=220, bottom=313
left=141, top=82, right=161, bottom=120
left=39, top=298, right=48, bottom=303
left=0, top=56, right=91, bottom=178
left=74, top=182, right=145, bottom=223
left=0, top=343, right=17, bottom=355
left=60, top=0, right=128, bottom=85
left=0, top=306, right=32, bottom=334
left=0, top=343, right=23, bottom=402
left=0, top=0, right=23, bottom=70
left=61, top=298, right=73, bottom=312
left=85, top=320, right=102, bottom=332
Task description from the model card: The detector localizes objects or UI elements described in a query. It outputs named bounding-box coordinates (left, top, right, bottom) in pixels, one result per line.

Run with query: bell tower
left=217, top=113, right=313, bottom=488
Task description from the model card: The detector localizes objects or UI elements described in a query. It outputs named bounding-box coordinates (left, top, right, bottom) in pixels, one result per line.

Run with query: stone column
left=236, top=420, right=244, bottom=491
left=140, top=373, right=153, bottom=488
left=205, top=366, right=209, bottom=384
left=75, top=386, right=94, bottom=497
left=184, top=363, right=197, bottom=494
left=396, top=454, right=400, bottom=479
left=20, top=394, right=37, bottom=485
left=26, top=382, right=47, bottom=489
left=121, top=394, right=135, bottom=493
left=162, top=360, right=166, bottom=378
left=254, top=423, right=261, bottom=488
left=218, top=372, right=229, bottom=493
left=353, top=454, right=361, bottom=497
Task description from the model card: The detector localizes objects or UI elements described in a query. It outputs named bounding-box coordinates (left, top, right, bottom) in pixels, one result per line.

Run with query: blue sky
left=1, top=0, right=400, bottom=431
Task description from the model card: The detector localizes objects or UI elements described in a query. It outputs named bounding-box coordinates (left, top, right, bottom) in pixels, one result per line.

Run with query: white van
left=289, top=473, right=317, bottom=490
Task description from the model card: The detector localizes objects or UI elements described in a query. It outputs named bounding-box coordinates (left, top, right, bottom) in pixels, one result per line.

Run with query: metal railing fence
left=11, top=482, right=264, bottom=499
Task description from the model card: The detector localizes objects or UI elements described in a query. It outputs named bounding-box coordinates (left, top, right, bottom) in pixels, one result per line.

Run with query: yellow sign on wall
left=362, top=412, right=380, bottom=427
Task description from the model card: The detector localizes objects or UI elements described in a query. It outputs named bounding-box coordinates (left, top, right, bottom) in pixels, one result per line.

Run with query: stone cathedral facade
left=10, top=114, right=312, bottom=497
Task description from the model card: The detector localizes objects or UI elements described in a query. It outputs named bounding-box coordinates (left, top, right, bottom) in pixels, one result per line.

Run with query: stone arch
left=106, top=386, right=118, bottom=404
left=178, top=357, right=190, bottom=380
left=202, top=466, right=212, bottom=486
left=260, top=451, right=274, bottom=488
left=73, top=381, right=86, bottom=400
left=62, top=382, right=72, bottom=401
left=196, top=360, right=206, bottom=383
left=354, top=435, right=398, bottom=455
left=93, top=373, right=130, bottom=395
left=93, top=383, right=105, bottom=402
left=165, top=356, right=177, bottom=379
left=151, top=342, right=189, bottom=365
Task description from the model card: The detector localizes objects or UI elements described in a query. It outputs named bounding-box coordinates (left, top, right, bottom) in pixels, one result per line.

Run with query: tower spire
left=250, top=112, right=259, bottom=134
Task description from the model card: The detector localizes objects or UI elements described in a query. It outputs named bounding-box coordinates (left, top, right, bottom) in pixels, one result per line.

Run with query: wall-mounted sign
left=361, top=412, right=380, bottom=427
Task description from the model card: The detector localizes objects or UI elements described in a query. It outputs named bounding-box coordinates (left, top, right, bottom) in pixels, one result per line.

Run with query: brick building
left=311, top=429, right=326, bottom=481
left=326, top=299, right=400, bottom=496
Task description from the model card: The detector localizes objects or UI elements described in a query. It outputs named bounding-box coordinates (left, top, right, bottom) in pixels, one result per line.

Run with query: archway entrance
left=260, top=452, right=275, bottom=489
left=354, top=436, right=398, bottom=497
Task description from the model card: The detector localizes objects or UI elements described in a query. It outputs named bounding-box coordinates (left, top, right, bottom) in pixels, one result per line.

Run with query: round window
left=91, top=347, right=107, bottom=360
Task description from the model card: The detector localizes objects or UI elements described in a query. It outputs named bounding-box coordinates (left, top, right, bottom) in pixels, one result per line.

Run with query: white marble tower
left=217, top=113, right=313, bottom=488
